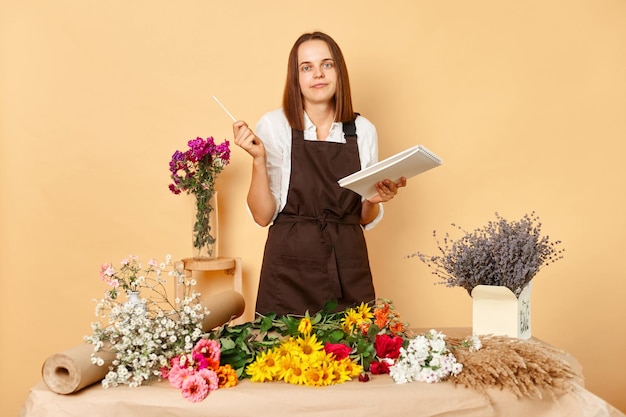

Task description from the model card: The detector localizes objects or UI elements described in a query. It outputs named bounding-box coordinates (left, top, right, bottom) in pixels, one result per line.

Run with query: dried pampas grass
left=448, top=335, right=581, bottom=400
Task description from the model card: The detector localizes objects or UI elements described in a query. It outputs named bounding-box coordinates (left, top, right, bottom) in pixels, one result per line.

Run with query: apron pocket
left=272, top=255, right=333, bottom=314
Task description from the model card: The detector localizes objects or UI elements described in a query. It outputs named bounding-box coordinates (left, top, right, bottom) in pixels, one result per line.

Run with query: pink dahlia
left=168, top=365, right=193, bottom=389
left=181, top=373, right=209, bottom=403
left=198, top=368, right=219, bottom=392
left=193, top=339, right=221, bottom=365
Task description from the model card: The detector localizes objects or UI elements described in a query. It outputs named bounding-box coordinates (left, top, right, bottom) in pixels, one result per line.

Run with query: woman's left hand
left=367, top=177, right=407, bottom=204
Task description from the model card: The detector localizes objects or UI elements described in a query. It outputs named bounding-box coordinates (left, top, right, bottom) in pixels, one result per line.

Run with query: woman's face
left=297, top=39, right=337, bottom=108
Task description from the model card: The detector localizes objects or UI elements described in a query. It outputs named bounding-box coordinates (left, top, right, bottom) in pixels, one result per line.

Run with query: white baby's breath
left=85, top=255, right=209, bottom=388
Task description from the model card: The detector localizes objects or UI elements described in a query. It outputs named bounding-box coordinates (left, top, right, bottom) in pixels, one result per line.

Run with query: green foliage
left=207, top=299, right=409, bottom=380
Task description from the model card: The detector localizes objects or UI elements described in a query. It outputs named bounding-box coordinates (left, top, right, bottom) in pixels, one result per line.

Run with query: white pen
left=213, top=95, right=258, bottom=144
left=212, top=96, right=237, bottom=122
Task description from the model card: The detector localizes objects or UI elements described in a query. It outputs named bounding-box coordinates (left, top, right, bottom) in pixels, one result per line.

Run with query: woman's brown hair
left=282, top=32, right=355, bottom=130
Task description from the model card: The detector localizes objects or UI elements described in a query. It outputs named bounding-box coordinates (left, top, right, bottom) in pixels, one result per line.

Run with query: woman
left=233, top=32, right=406, bottom=316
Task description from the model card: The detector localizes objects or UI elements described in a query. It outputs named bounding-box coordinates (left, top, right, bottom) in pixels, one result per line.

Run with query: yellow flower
left=330, top=362, right=352, bottom=384
left=282, top=356, right=309, bottom=385
left=317, top=360, right=336, bottom=386
left=278, top=337, right=299, bottom=354
left=246, top=349, right=280, bottom=382
left=304, top=366, right=324, bottom=387
left=274, top=354, right=292, bottom=380
left=341, top=302, right=373, bottom=333
left=296, top=334, right=323, bottom=356
left=341, top=308, right=361, bottom=333
left=355, top=302, right=374, bottom=322
left=297, top=317, right=312, bottom=336
left=337, top=357, right=363, bottom=378
left=302, top=350, right=328, bottom=369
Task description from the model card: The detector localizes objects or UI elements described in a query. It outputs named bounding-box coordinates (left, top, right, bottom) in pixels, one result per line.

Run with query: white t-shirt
left=255, top=108, right=384, bottom=229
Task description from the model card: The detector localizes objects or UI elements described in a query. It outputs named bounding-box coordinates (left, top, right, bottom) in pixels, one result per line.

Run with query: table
left=19, top=373, right=624, bottom=417
left=20, top=328, right=625, bottom=417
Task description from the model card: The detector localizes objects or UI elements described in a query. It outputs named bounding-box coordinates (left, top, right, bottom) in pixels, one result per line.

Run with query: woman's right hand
left=233, top=120, right=265, bottom=159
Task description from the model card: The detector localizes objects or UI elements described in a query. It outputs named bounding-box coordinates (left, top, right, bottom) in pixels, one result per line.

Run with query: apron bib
left=256, top=120, right=375, bottom=316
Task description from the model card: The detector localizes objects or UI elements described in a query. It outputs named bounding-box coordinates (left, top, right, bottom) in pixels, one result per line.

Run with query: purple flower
left=167, top=136, right=230, bottom=253
left=168, top=136, right=230, bottom=195
left=412, top=212, right=564, bottom=296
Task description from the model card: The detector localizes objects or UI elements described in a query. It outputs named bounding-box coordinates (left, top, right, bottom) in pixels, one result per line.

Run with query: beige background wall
left=1, top=0, right=625, bottom=415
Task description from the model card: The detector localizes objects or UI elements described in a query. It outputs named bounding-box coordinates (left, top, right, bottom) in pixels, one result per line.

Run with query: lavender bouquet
left=412, top=212, right=564, bottom=297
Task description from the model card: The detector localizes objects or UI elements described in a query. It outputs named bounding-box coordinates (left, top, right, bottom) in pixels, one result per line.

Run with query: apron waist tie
left=273, top=210, right=361, bottom=300
left=274, top=210, right=360, bottom=238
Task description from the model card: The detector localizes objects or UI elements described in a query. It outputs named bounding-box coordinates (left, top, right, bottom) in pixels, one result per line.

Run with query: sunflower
left=330, top=361, right=352, bottom=384
left=304, top=366, right=325, bottom=386
left=246, top=350, right=280, bottom=382
left=296, top=333, right=324, bottom=356
left=337, top=357, right=363, bottom=378
left=341, top=302, right=374, bottom=333
left=317, top=359, right=337, bottom=386
left=355, top=302, right=374, bottom=322
left=282, top=356, right=309, bottom=385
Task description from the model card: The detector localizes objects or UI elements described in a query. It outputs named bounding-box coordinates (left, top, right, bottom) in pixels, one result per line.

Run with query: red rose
left=324, top=343, right=351, bottom=360
left=370, top=361, right=391, bottom=375
left=374, top=334, right=404, bottom=359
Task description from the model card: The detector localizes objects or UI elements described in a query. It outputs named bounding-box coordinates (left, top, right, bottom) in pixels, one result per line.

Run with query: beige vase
left=471, top=282, right=532, bottom=339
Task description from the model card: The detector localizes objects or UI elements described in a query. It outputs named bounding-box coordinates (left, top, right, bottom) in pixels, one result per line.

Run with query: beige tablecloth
left=22, top=327, right=625, bottom=417
left=20, top=373, right=625, bottom=417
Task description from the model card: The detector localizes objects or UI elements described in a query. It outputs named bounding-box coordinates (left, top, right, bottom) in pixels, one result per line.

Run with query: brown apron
left=256, top=120, right=375, bottom=316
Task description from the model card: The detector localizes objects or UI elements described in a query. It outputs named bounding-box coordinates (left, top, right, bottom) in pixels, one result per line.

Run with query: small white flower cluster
left=85, top=255, right=209, bottom=388
left=389, top=329, right=468, bottom=384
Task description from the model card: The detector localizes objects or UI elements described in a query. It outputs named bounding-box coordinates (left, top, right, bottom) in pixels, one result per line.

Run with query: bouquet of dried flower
left=412, top=212, right=564, bottom=297
left=447, top=335, right=580, bottom=399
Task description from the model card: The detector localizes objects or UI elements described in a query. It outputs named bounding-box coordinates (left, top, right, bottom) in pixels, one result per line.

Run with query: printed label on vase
left=191, top=191, right=218, bottom=260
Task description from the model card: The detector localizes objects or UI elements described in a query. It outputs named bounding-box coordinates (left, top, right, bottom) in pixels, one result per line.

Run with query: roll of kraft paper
left=41, top=343, right=116, bottom=395
left=201, top=289, right=246, bottom=332
left=42, top=290, right=246, bottom=395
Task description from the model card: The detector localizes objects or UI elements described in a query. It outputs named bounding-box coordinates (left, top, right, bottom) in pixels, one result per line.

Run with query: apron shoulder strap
left=342, top=113, right=359, bottom=141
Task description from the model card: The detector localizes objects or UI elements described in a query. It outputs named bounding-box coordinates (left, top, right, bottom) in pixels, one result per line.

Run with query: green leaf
left=239, top=343, right=251, bottom=354
left=311, top=312, right=322, bottom=325
left=322, top=299, right=338, bottom=313
left=328, top=329, right=345, bottom=343
left=278, top=316, right=299, bottom=335
left=367, top=324, right=381, bottom=339
left=260, top=316, right=274, bottom=333
left=235, top=367, right=245, bottom=378
left=220, top=338, right=236, bottom=350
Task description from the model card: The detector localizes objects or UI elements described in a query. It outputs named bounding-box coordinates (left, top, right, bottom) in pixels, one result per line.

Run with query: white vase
left=471, top=282, right=532, bottom=339
left=125, top=291, right=146, bottom=313
left=191, top=191, right=219, bottom=260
